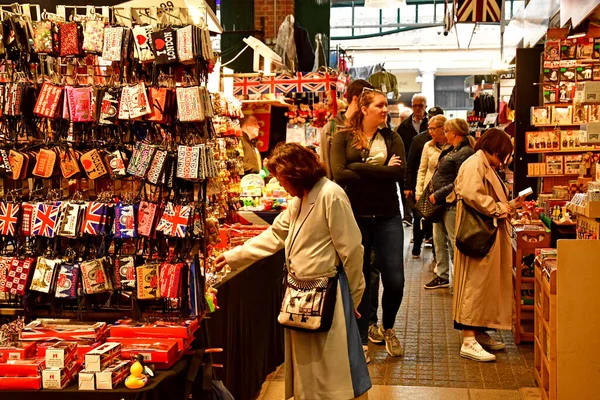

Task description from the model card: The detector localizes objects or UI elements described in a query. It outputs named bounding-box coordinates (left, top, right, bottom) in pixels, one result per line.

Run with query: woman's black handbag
left=412, top=180, right=445, bottom=223
left=456, top=200, right=498, bottom=258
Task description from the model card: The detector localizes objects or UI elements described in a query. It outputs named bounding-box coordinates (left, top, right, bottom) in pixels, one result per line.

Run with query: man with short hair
left=405, top=106, right=444, bottom=258
left=396, top=94, right=429, bottom=225
left=321, top=79, right=373, bottom=179
left=240, top=115, right=262, bottom=175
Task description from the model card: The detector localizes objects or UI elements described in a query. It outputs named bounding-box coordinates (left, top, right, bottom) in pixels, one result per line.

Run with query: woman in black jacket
left=331, top=89, right=406, bottom=362
left=424, top=118, right=475, bottom=290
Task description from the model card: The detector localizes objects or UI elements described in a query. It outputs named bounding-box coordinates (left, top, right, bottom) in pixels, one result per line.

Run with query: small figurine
left=125, top=355, right=150, bottom=389
left=285, top=105, right=299, bottom=124
left=297, top=104, right=312, bottom=124
left=311, top=102, right=330, bottom=128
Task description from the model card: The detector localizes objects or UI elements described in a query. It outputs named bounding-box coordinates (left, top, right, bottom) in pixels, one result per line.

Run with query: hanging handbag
left=278, top=267, right=339, bottom=332
left=412, top=179, right=445, bottom=223
left=455, top=200, right=498, bottom=258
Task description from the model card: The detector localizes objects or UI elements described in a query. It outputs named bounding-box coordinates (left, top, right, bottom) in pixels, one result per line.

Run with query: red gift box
left=0, top=342, right=37, bottom=361
left=42, top=360, right=81, bottom=389
left=0, top=376, right=42, bottom=390
left=20, top=319, right=107, bottom=341
left=0, top=358, right=45, bottom=377
left=106, top=338, right=179, bottom=368
left=109, top=318, right=198, bottom=339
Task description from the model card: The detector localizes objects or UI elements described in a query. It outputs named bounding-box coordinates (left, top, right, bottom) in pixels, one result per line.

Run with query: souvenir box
left=95, top=360, right=130, bottom=390
left=106, top=338, right=179, bottom=368
left=546, top=155, right=564, bottom=175
left=45, top=341, right=78, bottom=369
left=0, top=358, right=45, bottom=377
left=0, top=342, right=37, bottom=360
left=84, top=342, right=121, bottom=372
left=78, top=370, right=95, bottom=390
left=20, top=319, right=107, bottom=341
left=525, top=131, right=559, bottom=153
left=36, top=340, right=101, bottom=363
left=108, top=334, right=193, bottom=354
left=109, top=318, right=199, bottom=339
left=530, top=106, right=551, bottom=125
left=0, top=376, right=42, bottom=390
left=42, top=360, right=82, bottom=389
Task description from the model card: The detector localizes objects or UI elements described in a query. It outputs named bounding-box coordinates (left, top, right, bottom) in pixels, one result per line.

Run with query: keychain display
left=0, top=5, right=243, bottom=324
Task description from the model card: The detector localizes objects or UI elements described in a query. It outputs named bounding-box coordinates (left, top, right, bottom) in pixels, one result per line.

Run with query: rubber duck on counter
left=125, top=355, right=149, bottom=389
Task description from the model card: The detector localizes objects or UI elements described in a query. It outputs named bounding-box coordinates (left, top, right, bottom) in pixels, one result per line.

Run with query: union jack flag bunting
left=81, top=202, right=107, bottom=235
left=0, top=202, right=20, bottom=236
left=455, top=0, right=503, bottom=23
left=233, top=72, right=338, bottom=96
left=33, top=202, right=60, bottom=238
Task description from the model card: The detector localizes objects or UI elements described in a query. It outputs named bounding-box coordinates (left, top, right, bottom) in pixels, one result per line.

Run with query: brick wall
left=254, top=0, right=295, bottom=43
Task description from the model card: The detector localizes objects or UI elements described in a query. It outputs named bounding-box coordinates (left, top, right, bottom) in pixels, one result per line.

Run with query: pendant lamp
left=364, top=0, right=407, bottom=8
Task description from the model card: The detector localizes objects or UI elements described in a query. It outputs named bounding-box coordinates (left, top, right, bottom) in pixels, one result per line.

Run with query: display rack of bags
left=0, top=4, right=243, bottom=322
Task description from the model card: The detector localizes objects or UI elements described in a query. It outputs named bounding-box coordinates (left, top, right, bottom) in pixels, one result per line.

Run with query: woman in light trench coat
left=216, top=143, right=371, bottom=400
left=452, top=129, right=524, bottom=362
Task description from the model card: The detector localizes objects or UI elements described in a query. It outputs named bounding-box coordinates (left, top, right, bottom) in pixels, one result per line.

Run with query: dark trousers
left=369, top=266, right=380, bottom=326
left=356, top=215, right=405, bottom=345
left=412, top=214, right=433, bottom=256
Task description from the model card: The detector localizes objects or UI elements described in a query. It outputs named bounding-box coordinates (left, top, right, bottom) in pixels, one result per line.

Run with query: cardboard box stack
left=109, top=318, right=198, bottom=369
left=42, top=341, right=81, bottom=389
left=78, top=342, right=127, bottom=390
left=0, top=358, right=45, bottom=390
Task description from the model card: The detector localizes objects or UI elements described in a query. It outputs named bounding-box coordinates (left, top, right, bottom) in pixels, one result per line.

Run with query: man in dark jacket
left=396, top=94, right=429, bottom=225
left=240, top=116, right=262, bottom=175
left=404, top=106, right=444, bottom=258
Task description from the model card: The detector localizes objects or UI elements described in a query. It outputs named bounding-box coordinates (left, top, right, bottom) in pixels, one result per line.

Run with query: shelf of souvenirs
left=566, top=191, right=600, bottom=219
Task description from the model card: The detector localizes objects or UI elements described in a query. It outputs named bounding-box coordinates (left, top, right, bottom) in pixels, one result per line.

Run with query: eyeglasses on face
left=412, top=104, right=426, bottom=108
left=428, top=125, right=443, bottom=131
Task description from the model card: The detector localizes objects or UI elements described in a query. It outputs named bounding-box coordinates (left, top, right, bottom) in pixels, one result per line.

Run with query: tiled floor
left=259, top=227, right=537, bottom=398
left=256, top=381, right=542, bottom=400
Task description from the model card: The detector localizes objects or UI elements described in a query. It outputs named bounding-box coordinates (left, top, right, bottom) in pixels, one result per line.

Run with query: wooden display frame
left=511, top=224, right=551, bottom=344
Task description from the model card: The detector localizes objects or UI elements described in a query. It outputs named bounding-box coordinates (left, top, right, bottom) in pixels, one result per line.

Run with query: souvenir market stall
left=0, top=3, right=284, bottom=399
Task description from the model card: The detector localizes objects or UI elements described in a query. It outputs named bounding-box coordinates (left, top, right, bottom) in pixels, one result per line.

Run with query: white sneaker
left=460, top=340, right=496, bottom=362
left=363, top=345, right=371, bottom=364
left=475, top=332, right=506, bottom=351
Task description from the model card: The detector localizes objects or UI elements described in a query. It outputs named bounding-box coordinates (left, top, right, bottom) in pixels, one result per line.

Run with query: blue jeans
left=356, top=215, right=405, bottom=345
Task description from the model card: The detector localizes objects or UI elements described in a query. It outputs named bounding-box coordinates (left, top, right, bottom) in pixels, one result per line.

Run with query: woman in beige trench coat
left=216, top=143, right=371, bottom=400
left=452, top=129, right=524, bottom=362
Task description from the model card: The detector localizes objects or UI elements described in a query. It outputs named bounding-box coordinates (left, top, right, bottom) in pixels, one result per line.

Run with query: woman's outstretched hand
left=215, top=254, right=229, bottom=271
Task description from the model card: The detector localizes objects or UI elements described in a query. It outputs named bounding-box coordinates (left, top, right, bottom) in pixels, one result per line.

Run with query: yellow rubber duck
left=125, top=357, right=149, bottom=389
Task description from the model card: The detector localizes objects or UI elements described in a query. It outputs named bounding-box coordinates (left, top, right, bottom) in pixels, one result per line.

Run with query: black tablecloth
left=204, top=251, right=285, bottom=400
left=1, top=359, right=188, bottom=400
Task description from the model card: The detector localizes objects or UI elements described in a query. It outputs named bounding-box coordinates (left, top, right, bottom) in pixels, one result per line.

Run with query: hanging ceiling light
left=365, top=0, right=407, bottom=8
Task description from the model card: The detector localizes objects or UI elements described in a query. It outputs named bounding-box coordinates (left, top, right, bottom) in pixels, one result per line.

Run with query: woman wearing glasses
left=427, top=118, right=476, bottom=290
left=331, top=88, right=406, bottom=362
left=453, top=128, right=523, bottom=362
left=415, top=116, right=449, bottom=277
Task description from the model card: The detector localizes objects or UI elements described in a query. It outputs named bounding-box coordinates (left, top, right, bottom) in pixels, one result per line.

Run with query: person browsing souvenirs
left=215, top=143, right=371, bottom=400
left=453, top=128, right=524, bottom=362
left=330, top=88, right=406, bottom=363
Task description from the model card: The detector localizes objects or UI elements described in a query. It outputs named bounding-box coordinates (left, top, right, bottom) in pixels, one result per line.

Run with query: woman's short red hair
left=266, top=143, right=326, bottom=194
